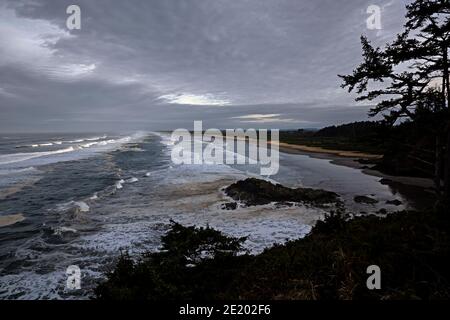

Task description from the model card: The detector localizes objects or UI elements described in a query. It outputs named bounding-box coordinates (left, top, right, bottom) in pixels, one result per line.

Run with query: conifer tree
left=340, top=0, right=450, bottom=199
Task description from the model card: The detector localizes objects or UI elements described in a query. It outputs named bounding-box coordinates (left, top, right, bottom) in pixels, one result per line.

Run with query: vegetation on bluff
left=282, top=0, right=450, bottom=201
left=95, top=208, right=450, bottom=300
left=340, top=0, right=450, bottom=201
left=280, top=116, right=441, bottom=179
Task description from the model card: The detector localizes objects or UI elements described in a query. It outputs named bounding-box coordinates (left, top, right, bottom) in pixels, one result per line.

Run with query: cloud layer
left=0, top=0, right=408, bottom=132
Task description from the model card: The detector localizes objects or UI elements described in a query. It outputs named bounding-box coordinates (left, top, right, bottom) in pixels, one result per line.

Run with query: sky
left=0, top=0, right=410, bottom=132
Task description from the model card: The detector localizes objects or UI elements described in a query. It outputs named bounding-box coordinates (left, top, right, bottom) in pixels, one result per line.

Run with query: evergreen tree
left=340, top=0, right=450, bottom=200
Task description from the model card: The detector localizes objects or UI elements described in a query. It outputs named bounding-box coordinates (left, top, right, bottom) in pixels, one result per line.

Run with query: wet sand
left=0, top=213, right=25, bottom=227
left=277, top=143, right=432, bottom=187
left=275, top=142, right=383, bottom=159
left=277, top=143, right=436, bottom=210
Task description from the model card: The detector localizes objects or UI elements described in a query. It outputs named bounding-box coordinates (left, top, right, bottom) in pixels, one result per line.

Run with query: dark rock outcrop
left=379, top=178, right=393, bottom=185
left=224, top=178, right=339, bottom=207
left=221, top=202, right=238, bottom=210
left=354, top=195, right=379, bottom=204
left=386, top=199, right=403, bottom=206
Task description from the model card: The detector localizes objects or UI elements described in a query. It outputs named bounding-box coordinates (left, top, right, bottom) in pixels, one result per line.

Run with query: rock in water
left=354, top=195, right=379, bottom=204
left=221, top=202, right=238, bottom=210
left=386, top=199, right=403, bottom=206
left=224, top=178, right=339, bottom=207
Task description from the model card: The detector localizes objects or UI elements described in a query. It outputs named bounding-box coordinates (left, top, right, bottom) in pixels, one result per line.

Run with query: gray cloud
left=0, top=0, right=408, bottom=132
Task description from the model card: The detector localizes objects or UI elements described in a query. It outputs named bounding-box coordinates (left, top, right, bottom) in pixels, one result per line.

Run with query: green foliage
left=95, top=209, right=450, bottom=300
left=314, top=121, right=387, bottom=139
left=160, top=220, right=247, bottom=260
left=340, top=0, right=450, bottom=124
left=280, top=121, right=388, bottom=155
left=310, top=2, right=450, bottom=179
left=95, top=221, right=248, bottom=300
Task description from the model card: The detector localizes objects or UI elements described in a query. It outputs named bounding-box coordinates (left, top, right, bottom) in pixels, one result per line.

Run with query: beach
left=0, top=132, right=435, bottom=299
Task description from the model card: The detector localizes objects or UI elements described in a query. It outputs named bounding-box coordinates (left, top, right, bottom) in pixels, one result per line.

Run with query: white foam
left=152, top=132, right=175, bottom=146
left=74, top=201, right=90, bottom=213
left=2, top=133, right=148, bottom=169
left=152, top=131, right=261, bottom=172
left=80, top=142, right=98, bottom=148
left=0, top=166, right=36, bottom=176
left=115, top=179, right=125, bottom=189
left=68, top=135, right=107, bottom=143
left=29, top=142, right=54, bottom=148
left=55, top=200, right=90, bottom=213
left=0, top=147, right=75, bottom=165
left=86, top=135, right=107, bottom=141
left=97, top=139, right=116, bottom=146
left=90, top=193, right=98, bottom=200
left=151, top=132, right=180, bottom=154
left=53, top=226, right=78, bottom=236
left=0, top=271, right=66, bottom=300
left=81, top=134, right=146, bottom=151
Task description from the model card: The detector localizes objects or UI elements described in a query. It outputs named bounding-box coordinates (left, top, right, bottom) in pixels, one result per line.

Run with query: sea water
left=0, top=132, right=417, bottom=299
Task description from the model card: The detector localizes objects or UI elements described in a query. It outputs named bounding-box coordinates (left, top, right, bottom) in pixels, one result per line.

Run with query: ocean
left=0, top=132, right=417, bottom=299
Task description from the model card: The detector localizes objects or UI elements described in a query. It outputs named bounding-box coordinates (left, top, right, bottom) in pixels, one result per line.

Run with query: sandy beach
left=274, top=141, right=383, bottom=159
left=276, top=141, right=435, bottom=191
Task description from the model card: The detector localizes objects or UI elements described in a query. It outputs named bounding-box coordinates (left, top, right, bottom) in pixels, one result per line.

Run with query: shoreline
left=275, top=141, right=383, bottom=159
left=277, top=142, right=434, bottom=188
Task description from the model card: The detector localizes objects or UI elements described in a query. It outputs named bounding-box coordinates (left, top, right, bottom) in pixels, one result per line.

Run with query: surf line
left=170, top=121, right=279, bottom=176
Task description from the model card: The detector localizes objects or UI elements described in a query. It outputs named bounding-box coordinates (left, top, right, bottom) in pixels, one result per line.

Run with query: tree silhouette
left=340, top=0, right=450, bottom=200
left=339, top=36, right=429, bottom=125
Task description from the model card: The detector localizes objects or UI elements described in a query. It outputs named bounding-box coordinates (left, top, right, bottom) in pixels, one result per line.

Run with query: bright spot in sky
left=60, top=63, right=97, bottom=77
left=158, top=93, right=231, bottom=106
left=231, top=114, right=303, bottom=123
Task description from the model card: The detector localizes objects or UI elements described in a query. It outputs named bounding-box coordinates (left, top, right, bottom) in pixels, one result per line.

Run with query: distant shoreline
left=274, top=141, right=383, bottom=159
left=276, top=142, right=435, bottom=209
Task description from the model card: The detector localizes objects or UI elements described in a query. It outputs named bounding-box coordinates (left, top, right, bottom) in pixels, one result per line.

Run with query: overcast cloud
left=0, top=0, right=409, bottom=132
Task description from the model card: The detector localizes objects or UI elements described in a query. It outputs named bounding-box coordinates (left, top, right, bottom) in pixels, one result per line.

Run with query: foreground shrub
left=96, top=210, right=450, bottom=300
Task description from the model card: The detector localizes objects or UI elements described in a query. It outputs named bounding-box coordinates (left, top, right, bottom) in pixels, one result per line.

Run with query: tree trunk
left=445, top=46, right=450, bottom=108
left=442, top=47, right=450, bottom=199
left=435, top=135, right=442, bottom=196
left=445, top=123, right=450, bottom=199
